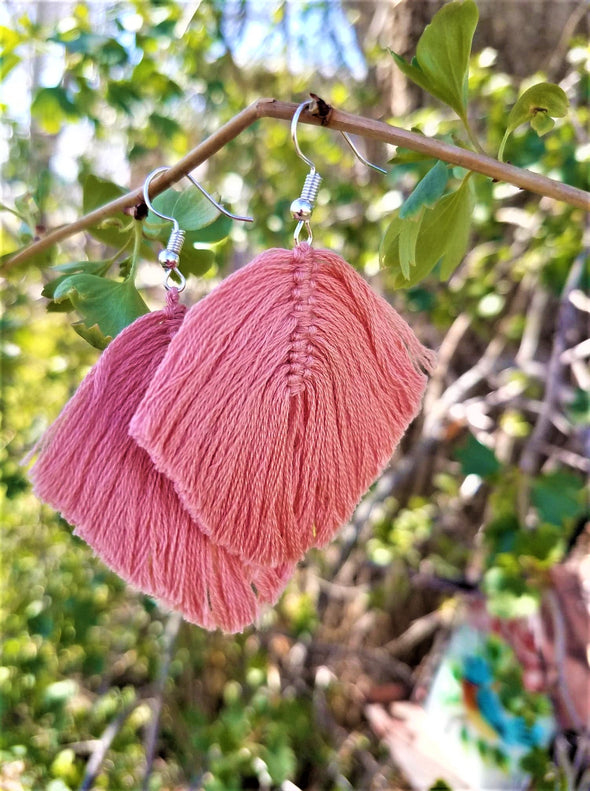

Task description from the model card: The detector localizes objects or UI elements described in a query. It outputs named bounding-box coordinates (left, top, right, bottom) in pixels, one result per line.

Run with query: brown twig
left=4, top=97, right=589, bottom=271
left=141, top=611, right=183, bottom=791
left=79, top=698, right=141, bottom=791
left=520, top=255, right=585, bottom=475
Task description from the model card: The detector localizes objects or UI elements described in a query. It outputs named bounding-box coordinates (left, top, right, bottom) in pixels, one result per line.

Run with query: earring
left=131, top=102, right=436, bottom=577
left=29, top=168, right=289, bottom=633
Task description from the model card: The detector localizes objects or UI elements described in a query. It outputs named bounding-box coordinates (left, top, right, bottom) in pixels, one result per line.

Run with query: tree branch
left=5, top=97, right=589, bottom=271
left=79, top=698, right=141, bottom=791
left=141, top=611, right=183, bottom=791
left=520, top=255, right=585, bottom=475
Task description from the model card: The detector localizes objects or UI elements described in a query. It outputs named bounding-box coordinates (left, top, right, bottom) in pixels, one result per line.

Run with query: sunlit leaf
left=530, top=112, right=555, bottom=136
left=148, top=187, right=221, bottom=232
left=31, top=87, right=78, bottom=134
left=379, top=212, right=404, bottom=267
left=383, top=175, right=474, bottom=287
left=506, top=83, right=568, bottom=135
left=0, top=52, right=21, bottom=81
left=399, top=211, right=423, bottom=279
left=438, top=176, right=474, bottom=279
left=391, top=0, right=479, bottom=119
left=498, top=82, right=568, bottom=159
left=400, top=160, right=448, bottom=219
left=53, top=273, right=148, bottom=345
left=180, top=247, right=216, bottom=277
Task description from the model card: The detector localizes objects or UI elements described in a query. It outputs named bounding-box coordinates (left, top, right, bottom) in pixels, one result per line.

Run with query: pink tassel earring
left=131, top=102, right=437, bottom=568
left=30, top=169, right=292, bottom=632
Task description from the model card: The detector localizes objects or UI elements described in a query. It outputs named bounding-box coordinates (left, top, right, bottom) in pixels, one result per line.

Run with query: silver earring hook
left=340, top=132, right=387, bottom=174
left=143, top=166, right=254, bottom=292
left=143, top=167, right=254, bottom=225
left=289, top=100, right=387, bottom=245
left=183, top=173, right=253, bottom=223
left=290, top=100, right=387, bottom=175
left=291, top=100, right=317, bottom=173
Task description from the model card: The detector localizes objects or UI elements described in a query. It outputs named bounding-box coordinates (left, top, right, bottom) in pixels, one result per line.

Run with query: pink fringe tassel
left=29, top=292, right=292, bottom=632
left=131, top=244, right=436, bottom=566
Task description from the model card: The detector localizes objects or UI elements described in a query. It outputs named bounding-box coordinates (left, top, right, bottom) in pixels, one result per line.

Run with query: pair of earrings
left=30, top=101, right=436, bottom=633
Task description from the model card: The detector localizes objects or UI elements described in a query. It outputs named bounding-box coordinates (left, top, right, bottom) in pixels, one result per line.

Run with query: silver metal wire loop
left=143, top=166, right=253, bottom=293
left=164, top=267, right=187, bottom=292
left=293, top=220, right=313, bottom=245
left=289, top=99, right=386, bottom=244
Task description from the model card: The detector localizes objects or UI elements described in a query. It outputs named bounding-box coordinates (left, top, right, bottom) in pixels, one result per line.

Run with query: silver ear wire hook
left=290, top=99, right=386, bottom=244
left=143, top=166, right=254, bottom=291
left=183, top=173, right=254, bottom=223
left=290, top=101, right=322, bottom=245
left=340, top=131, right=387, bottom=174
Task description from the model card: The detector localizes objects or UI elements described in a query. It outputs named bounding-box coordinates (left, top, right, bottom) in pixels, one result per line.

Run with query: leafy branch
left=4, top=97, right=589, bottom=275
left=382, top=0, right=577, bottom=287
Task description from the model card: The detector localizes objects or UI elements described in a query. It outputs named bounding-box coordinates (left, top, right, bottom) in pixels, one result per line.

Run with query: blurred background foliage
left=1, top=1, right=588, bottom=789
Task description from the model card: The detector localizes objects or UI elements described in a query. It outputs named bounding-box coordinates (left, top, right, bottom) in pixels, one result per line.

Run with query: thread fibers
left=29, top=293, right=292, bottom=632
left=131, top=244, right=436, bottom=566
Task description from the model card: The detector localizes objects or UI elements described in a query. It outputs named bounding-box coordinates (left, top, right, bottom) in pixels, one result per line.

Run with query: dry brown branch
left=5, top=97, right=589, bottom=271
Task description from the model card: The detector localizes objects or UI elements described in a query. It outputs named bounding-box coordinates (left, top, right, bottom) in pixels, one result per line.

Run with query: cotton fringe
left=29, top=291, right=292, bottom=632
left=131, top=244, right=436, bottom=567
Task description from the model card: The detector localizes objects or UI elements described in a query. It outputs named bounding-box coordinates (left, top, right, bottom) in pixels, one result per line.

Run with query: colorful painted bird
left=461, top=656, right=544, bottom=748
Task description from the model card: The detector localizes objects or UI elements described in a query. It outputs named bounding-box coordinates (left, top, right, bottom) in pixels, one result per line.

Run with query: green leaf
left=530, top=113, right=555, bottom=136
left=567, top=388, right=590, bottom=425
left=379, top=213, right=404, bottom=266
left=82, top=174, right=131, bottom=248
left=31, top=87, right=78, bottom=134
left=389, top=51, right=433, bottom=96
left=0, top=52, right=21, bottom=81
left=391, top=0, right=479, bottom=118
left=53, top=273, right=149, bottom=345
left=383, top=175, right=474, bottom=287
left=149, top=187, right=220, bottom=233
left=506, top=83, right=568, bottom=135
left=399, top=211, right=423, bottom=279
left=72, top=322, right=112, bottom=350
left=531, top=471, right=586, bottom=527
left=179, top=247, right=216, bottom=277
left=51, top=260, right=111, bottom=276
left=438, top=176, right=474, bottom=279
left=187, top=212, right=233, bottom=244
left=454, top=433, right=501, bottom=478
left=498, top=82, right=568, bottom=159
left=400, top=160, right=449, bottom=219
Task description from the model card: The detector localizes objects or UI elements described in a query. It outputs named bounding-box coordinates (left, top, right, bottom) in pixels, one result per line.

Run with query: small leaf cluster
left=454, top=435, right=586, bottom=619
left=40, top=174, right=234, bottom=349
left=380, top=0, right=569, bottom=288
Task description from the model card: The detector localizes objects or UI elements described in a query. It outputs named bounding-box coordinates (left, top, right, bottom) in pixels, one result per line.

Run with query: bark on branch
left=5, top=97, right=590, bottom=270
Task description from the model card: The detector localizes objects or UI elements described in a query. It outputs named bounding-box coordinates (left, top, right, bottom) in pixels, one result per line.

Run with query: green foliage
left=383, top=0, right=573, bottom=288
left=1, top=2, right=587, bottom=789
left=390, top=0, right=479, bottom=122
left=531, top=470, right=587, bottom=527
left=381, top=173, right=474, bottom=286
left=499, top=83, right=569, bottom=160
left=52, top=272, right=149, bottom=349
left=82, top=175, right=132, bottom=249
left=454, top=433, right=501, bottom=479
left=399, top=160, right=449, bottom=219
left=482, top=510, right=567, bottom=619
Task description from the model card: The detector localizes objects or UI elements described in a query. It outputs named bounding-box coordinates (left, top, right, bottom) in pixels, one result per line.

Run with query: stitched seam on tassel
left=288, top=243, right=317, bottom=395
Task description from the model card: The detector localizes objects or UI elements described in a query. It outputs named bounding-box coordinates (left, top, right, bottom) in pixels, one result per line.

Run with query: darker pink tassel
left=29, top=292, right=292, bottom=632
left=131, top=244, right=436, bottom=566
